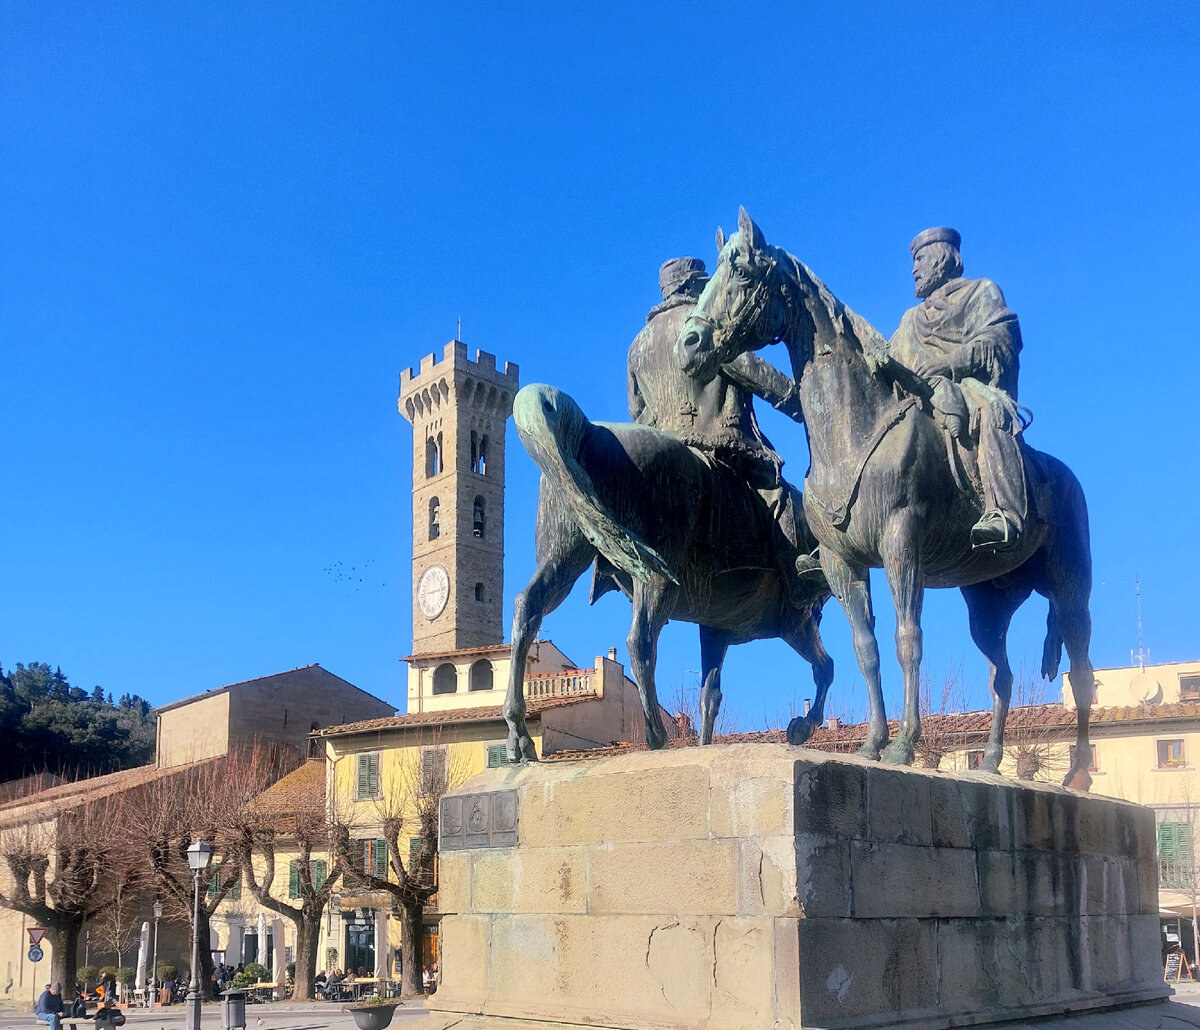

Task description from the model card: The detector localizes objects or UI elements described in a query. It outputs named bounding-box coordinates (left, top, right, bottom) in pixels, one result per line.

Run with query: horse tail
left=513, top=384, right=679, bottom=585
left=1041, top=608, right=1064, bottom=681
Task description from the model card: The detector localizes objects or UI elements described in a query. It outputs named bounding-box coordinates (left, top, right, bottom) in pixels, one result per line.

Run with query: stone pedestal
left=422, top=744, right=1169, bottom=1030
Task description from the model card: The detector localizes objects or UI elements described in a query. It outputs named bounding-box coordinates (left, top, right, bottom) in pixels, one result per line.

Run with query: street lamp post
left=185, top=840, right=213, bottom=1030
left=151, top=900, right=163, bottom=1009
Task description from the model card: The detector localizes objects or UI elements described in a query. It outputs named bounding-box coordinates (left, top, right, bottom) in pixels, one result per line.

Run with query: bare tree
left=331, top=730, right=470, bottom=997
left=91, top=880, right=140, bottom=970
left=235, top=759, right=346, bottom=1000
left=913, top=667, right=968, bottom=770
left=0, top=799, right=135, bottom=987
left=121, top=750, right=279, bottom=999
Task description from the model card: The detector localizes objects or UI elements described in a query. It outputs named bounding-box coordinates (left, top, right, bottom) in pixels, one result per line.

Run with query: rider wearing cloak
left=627, top=257, right=816, bottom=583
left=888, top=228, right=1028, bottom=551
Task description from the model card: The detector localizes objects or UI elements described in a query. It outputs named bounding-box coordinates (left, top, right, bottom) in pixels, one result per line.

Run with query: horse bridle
left=690, top=248, right=785, bottom=356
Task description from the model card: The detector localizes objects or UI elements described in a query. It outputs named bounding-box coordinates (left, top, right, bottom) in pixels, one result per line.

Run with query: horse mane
left=772, top=246, right=890, bottom=373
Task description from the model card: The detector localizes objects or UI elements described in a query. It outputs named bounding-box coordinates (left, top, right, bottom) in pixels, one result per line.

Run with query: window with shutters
left=207, top=864, right=240, bottom=901
left=486, top=743, right=506, bottom=768
left=420, top=748, right=447, bottom=796
left=1182, top=675, right=1200, bottom=702
left=1159, top=821, right=1193, bottom=889
left=343, top=839, right=387, bottom=888
left=356, top=752, right=382, bottom=800
left=290, top=858, right=327, bottom=898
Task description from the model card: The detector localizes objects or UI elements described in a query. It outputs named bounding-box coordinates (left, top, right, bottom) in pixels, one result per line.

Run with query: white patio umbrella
left=257, top=913, right=267, bottom=974
left=272, top=919, right=286, bottom=990
left=135, top=921, right=150, bottom=990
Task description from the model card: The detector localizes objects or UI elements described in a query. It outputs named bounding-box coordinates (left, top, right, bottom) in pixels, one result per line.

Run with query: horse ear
left=715, top=226, right=726, bottom=252
left=738, top=206, right=765, bottom=250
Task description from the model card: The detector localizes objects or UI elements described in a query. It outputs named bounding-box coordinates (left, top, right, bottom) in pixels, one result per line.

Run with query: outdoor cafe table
left=348, top=978, right=381, bottom=1000
left=247, top=982, right=278, bottom=1003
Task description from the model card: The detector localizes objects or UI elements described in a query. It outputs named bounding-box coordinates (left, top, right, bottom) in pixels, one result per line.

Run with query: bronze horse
left=501, top=382, right=832, bottom=762
left=677, top=209, right=1095, bottom=788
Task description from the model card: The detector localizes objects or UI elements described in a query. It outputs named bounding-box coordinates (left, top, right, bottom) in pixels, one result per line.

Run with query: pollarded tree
left=234, top=759, right=347, bottom=1000
left=0, top=799, right=138, bottom=987
left=121, top=750, right=278, bottom=999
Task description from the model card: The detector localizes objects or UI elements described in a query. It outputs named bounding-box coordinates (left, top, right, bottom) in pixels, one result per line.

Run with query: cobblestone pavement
left=0, top=1002, right=432, bottom=1030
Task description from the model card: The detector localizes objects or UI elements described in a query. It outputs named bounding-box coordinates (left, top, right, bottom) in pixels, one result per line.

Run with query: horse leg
left=822, top=552, right=887, bottom=759
left=782, top=605, right=835, bottom=746
left=962, top=580, right=1030, bottom=773
left=880, top=516, right=924, bottom=766
left=503, top=532, right=595, bottom=762
left=627, top=578, right=678, bottom=749
left=698, top=626, right=730, bottom=745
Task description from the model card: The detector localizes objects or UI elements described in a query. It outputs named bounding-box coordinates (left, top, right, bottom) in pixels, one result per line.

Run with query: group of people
left=314, top=967, right=379, bottom=1001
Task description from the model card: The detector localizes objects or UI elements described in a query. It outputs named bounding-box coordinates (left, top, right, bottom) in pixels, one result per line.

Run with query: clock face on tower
left=417, top=564, right=450, bottom=619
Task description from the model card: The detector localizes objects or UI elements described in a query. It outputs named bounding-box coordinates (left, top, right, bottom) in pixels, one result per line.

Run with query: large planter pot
left=345, top=1002, right=401, bottom=1030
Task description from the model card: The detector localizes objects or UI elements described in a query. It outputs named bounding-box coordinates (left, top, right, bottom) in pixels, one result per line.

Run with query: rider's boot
left=970, top=509, right=1021, bottom=552
left=794, top=548, right=824, bottom=580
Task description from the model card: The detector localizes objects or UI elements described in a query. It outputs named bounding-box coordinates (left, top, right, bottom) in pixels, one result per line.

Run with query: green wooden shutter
left=486, top=744, right=506, bottom=768
left=207, top=871, right=218, bottom=900
left=356, top=754, right=369, bottom=798
left=1159, top=821, right=1192, bottom=888
left=368, top=753, right=380, bottom=797
left=289, top=860, right=300, bottom=899
left=373, top=839, right=387, bottom=877
left=230, top=873, right=241, bottom=900
left=314, top=859, right=325, bottom=890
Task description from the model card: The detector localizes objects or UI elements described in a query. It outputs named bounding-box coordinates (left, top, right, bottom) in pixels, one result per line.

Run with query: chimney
left=804, top=698, right=811, bottom=716
left=608, top=647, right=618, bottom=662
left=827, top=717, right=840, bottom=730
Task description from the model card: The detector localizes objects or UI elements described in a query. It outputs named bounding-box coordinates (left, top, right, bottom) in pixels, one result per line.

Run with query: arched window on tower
left=428, top=497, right=440, bottom=540
left=432, top=663, right=458, bottom=694
left=474, top=582, right=485, bottom=602
left=473, top=496, right=486, bottom=538
left=308, top=722, right=320, bottom=758
left=469, top=659, right=494, bottom=692
left=471, top=433, right=488, bottom=475
left=425, top=437, right=438, bottom=477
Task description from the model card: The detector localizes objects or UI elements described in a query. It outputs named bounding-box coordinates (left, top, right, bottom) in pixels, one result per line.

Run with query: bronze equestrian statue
left=502, top=257, right=832, bottom=763
left=677, top=209, right=1096, bottom=789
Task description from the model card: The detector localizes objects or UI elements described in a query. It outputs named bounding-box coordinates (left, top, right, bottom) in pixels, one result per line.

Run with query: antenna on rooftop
left=1132, top=575, right=1149, bottom=671
left=457, top=317, right=462, bottom=342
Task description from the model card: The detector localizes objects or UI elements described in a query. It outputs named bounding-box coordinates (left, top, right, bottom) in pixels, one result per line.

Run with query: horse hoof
left=786, top=716, right=814, bottom=746
left=881, top=740, right=915, bottom=766
left=856, top=743, right=882, bottom=761
left=1062, top=765, right=1092, bottom=792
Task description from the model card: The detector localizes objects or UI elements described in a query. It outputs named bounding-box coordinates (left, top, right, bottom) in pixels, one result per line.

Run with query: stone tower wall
left=399, top=341, right=518, bottom=654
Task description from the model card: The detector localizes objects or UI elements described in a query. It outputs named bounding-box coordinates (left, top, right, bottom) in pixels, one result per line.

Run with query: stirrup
left=970, top=511, right=1019, bottom=552
left=794, top=549, right=824, bottom=579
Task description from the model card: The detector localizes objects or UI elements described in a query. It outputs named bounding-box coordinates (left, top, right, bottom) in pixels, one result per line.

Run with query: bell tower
left=399, top=341, right=519, bottom=655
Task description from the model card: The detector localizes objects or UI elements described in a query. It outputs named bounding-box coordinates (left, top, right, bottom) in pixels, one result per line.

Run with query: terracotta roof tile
left=253, top=759, right=325, bottom=814
left=317, top=693, right=600, bottom=738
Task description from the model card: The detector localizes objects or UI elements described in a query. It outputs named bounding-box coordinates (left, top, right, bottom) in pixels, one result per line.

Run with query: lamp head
left=153, top=900, right=163, bottom=919
left=186, top=839, right=214, bottom=872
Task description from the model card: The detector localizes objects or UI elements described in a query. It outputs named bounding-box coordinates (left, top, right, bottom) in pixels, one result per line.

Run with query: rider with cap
left=628, top=257, right=818, bottom=585
left=889, top=228, right=1028, bottom=551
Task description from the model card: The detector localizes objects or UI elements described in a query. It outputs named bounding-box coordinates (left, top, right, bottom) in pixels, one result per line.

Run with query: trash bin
left=220, top=989, right=247, bottom=1030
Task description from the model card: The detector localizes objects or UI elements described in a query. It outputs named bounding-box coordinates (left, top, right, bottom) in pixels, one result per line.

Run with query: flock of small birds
left=322, top=559, right=387, bottom=592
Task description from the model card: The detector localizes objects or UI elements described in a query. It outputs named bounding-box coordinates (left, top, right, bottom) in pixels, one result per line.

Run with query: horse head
left=676, top=207, right=797, bottom=383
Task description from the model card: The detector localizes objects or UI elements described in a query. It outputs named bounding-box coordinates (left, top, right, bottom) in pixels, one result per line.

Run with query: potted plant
left=344, top=995, right=403, bottom=1030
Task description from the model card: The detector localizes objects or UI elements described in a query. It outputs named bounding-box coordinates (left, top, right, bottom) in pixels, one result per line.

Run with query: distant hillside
left=0, top=661, right=156, bottom=785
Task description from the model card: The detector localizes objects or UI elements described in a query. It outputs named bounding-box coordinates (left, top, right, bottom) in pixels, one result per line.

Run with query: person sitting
left=36, top=983, right=66, bottom=1030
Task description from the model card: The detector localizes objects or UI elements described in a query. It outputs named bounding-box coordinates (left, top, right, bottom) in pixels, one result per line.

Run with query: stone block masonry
left=419, top=744, right=1169, bottom=1030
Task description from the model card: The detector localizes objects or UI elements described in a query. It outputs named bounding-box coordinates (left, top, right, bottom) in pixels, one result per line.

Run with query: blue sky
left=2, top=3, right=1197, bottom=727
